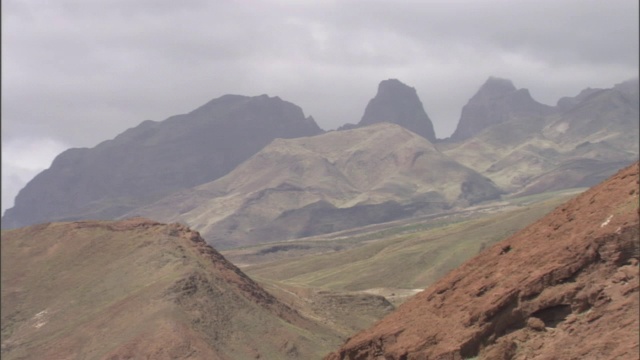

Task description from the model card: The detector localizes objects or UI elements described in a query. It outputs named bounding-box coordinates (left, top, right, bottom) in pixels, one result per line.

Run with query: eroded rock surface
left=327, top=162, right=639, bottom=360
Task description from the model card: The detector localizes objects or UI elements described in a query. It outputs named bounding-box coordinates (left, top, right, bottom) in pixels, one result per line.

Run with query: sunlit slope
left=132, top=123, right=502, bottom=249
left=234, top=191, right=575, bottom=293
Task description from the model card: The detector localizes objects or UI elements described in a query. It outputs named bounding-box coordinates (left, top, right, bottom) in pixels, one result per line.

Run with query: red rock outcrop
left=327, top=162, right=639, bottom=359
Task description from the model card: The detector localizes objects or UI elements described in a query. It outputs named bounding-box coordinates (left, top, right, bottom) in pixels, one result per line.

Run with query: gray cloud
left=2, top=0, right=638, bottom=213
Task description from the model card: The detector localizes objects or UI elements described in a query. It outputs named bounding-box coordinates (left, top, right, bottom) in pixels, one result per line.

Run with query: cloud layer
left=2, top=0, right=638, bottom=214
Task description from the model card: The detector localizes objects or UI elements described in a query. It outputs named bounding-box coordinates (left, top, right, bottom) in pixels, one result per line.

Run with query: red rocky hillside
left=326, top=161, right=639, bottom=360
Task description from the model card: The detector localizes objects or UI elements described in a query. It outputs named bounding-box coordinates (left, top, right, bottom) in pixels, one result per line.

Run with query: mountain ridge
left=3, top=76, right=637, bottom=250
left=128, top=123, right=502, bottom=249
left=448, top=76, right=554, bottom=142
left=2, top=94, right=323, bottom=229
left=326, top=161, right=639, bottom=359
left=1, top=217, right=344, bottom=359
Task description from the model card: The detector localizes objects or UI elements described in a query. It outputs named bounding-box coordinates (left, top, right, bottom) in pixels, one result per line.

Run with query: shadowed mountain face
left=449, top=76, right=554, bottom=142
left=3, top=76, right=636, bottom=246
left=326, top=162, right=639, bottom=360
left=339, top=79, right=436, bottom=142
left=2, top=95, right=323, bottom=229
left=1, top=218, right=343, bottom=359
left=129, top=123, right=502, bottom=249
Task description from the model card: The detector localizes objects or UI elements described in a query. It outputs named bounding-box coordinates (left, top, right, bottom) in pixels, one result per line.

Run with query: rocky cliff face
left=340, top=79, right=437, bottom=142
left=449, top=76, right=554, bottom=142
left=326, top=161, right=639, bottom=359
left=2, top=95, right=323, bottom=229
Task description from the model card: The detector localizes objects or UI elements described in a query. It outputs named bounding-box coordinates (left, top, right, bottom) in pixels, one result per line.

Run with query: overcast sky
left=2, top=0, right=638, bottom=214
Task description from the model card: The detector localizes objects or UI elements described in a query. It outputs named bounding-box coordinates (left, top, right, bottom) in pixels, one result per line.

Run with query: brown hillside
left=326, top=162, right=639, bottom=360
left=1, top=218, right=341, bottom=359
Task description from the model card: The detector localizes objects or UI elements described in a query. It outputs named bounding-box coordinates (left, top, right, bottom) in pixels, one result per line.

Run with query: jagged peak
left=357, top=78, right=436, bottom=141
left=377, top=78, right=416, bottom=94
left=472, top=76, right=517, bottom=100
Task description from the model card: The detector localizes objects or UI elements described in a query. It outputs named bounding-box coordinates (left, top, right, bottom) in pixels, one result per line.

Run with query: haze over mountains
left=129, top=123, right=501, bottom=248
left=2, top=95, right=323, bottom=228
left=443, top=77, right=639, bottom=196
left=337, top=79, right=437, bottom=142
left=1, top=73, right=638, bottom=359
left=2, top=76, right=638, bottom=251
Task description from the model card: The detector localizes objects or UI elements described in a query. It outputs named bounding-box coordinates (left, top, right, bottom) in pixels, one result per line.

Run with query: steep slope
left=339, top=79, right=436, bottom=142
left=2, top=95, right=323, bottom=229
left=1, top=218, right=343, bottom=359
left=442, top=78, right=639, bottom=195
left=130, top=123, right=502, bottom=249
left=449, top=76, right=554, bottom=142
left=327, top=162, right=639, bottom=360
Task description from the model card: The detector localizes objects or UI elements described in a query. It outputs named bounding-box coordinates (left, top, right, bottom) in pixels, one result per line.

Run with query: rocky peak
left=1, top=94, right=324, bottom=229
left=472, top=76, right=517, bottom=101
left=356, top=79, right=437, bottom=142
left=449, top=76, right=553, bottom=142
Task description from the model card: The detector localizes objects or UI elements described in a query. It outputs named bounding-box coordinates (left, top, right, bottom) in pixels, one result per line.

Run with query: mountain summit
left=2, top=94, right=323, bottom=229
left=1, top=218, right=342, bottom=358
left=351, top=79, right=437, bottom=141
left=449, top=76, right=553, bottom=142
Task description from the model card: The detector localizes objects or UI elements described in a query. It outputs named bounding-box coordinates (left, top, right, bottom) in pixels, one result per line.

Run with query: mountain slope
left=327, top=161, right=639, bottom=359
left=1, top=218, right=342, bottom=359
left=449, top=76, right=554, bottom=142
left=130, top=123, right=502, bottom=249
left=441, top=78, right=639, bottom=195
left=238, top=190, right=575, bottom=293
left=2, top=95, right=323, bottom=229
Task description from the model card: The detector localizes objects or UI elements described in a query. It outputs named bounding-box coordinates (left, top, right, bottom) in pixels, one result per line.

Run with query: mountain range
left=2, top=76, right=638, bottom=251
left=2, top=95, right=323, bottom=228
left=128, top=123, right=501, bottom=249
left=2, top=161, right=637, bottom=359
left=442, top=77, right=639, bottom=196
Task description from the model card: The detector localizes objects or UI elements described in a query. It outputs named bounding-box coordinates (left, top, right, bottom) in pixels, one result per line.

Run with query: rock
left=527, top=317, right=546, bottom=331
left=356, top=79, right=436, bottom=142
left=449, top=76, right=553, bottom=142
left=326, top=162, right=640, bottom=360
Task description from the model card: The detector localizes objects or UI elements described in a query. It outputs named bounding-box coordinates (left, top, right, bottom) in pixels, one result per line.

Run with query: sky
left=2, top=0, right=638, bottom=214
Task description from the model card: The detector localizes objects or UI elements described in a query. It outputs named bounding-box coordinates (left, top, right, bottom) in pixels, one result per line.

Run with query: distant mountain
left=2, top=95, right=323, bottom=229
left=1, top=218, right=343, bottom=359
left=338, top=79, right=437, bottom=142
left=441, top=78, right=639, bottom=195
left=4, top=76, right=636, bottom=244
left=327, top=161, right=639, bottom=359
left=448, top=76, right=554, bottom=142
left=129, top=123, right=502, bottom=249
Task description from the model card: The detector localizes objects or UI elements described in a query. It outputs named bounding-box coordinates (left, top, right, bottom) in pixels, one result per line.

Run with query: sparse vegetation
left=224, top=189, right=577, bottom=297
